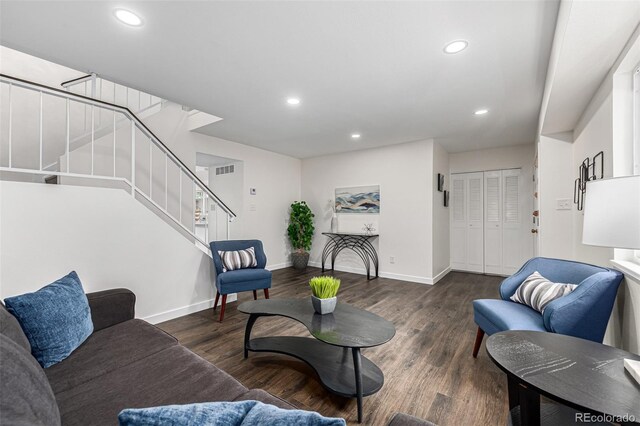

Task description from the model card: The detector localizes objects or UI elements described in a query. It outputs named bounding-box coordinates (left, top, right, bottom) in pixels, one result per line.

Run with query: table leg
left=244, top=314, right=258, bottom=359
left=507, top=374, right=519, bottom=410
left=352, top=347, right=363, bottom=423
left=518, top=382, right=540, bottom=426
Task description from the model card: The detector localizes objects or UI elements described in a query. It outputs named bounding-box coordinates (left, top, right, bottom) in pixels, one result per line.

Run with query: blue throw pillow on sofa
left=119, top=400, right=346, bottom=426
left=4, top=271, right=93, bottom=368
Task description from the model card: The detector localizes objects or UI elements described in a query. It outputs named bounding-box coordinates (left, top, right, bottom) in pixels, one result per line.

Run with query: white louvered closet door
left=450, top=174, right=467, bottom=270
left=451, top=169, right=525, bottom=275
left=484, top=171, right=503, bottom=274
left=450, top=172, right=484, bottom=273
left=502, top=169, right=524, bottom=275
left=466, top=173, right=484, bottom=272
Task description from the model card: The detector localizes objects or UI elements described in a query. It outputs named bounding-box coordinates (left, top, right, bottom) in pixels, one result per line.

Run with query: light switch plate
left=556, top=199, right=572, bottom=210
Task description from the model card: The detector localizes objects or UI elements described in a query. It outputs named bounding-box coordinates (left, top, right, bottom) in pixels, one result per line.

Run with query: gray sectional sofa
left=1, top=288, right=292, bottom=425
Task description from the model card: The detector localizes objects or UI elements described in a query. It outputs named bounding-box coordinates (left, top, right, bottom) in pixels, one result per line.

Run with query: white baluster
left=113, top=112, right=116, bottom=177
left=39, top=91, right=43, bottom=171
left=91, top=105, right=95, bottom=175
left=179, top=172, right=183, bottom=224
left=165, top=153, right=168, bottom=210
left=83, top=82, right=88, bottom=131
left=66, top=98, right=70, bottom=173
left=7, top=83, right=12, bottom=168
left=149, top=138, right=153, bottom=199
left=192, top=179, right=196, bottom=233
left=131, top=121, right=136, bottom=196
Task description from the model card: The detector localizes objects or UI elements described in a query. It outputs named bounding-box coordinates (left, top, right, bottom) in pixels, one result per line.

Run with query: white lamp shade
left=583, top=175, right=640, bottom=249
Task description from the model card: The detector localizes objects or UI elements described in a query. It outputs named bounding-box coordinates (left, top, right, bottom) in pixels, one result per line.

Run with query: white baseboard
left=144, top=263, right=290, bottom=324
left=430, top=266, right=451, bottom=284
left=308, top=261, right=451, bottom=285
left=144, top=293, right=238, bottom=324
left=267, top=262, right=292, bottom=271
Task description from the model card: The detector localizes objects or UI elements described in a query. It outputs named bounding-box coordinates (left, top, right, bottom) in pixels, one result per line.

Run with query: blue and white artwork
left=335, top=185, right=380, bottom=214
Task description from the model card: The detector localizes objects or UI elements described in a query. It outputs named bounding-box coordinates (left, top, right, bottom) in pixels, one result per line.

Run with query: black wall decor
left=437, top=173, right=444, bottom=192
left=574, top=151, right=604, bottom=211
left=444, top=190, right=449, bottom=207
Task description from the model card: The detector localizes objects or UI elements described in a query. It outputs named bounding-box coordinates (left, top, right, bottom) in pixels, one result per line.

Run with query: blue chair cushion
left=217, top=269, right=272, bottom=294
left=4, top=271, right=93, bottom=368
left=473, top=299, right=546, bottom=336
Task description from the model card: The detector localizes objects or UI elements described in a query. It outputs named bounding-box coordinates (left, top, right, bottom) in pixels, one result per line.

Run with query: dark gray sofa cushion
left=46, top=319, right=178, bottom=394
left=0, top=334, right=61, bottom=426
left=55, top=345, right=249, bottom=426
left=0, top=302, right=31, bottom=353
left=233, top=389, right=295, bottom=410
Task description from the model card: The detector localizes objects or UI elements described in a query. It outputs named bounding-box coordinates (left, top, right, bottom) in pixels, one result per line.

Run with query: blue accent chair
left=472, top=257, right=623, bottom=357
left=209, top=240, right=271, bottom=322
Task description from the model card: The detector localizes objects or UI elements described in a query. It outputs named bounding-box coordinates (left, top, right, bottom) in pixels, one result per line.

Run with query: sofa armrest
left=87, top=289, right=136, bottom=332
left=542, top=271, right=622, bottom=342
left=499, top=258, right=537, bottom=300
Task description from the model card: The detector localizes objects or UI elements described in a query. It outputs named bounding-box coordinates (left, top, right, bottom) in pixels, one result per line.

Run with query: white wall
left=301, top=139, right=448, bottom=284
left=432, top=141, right=450, bottom=280
left=536, top=24, right=640, bottom=352
left=537, top=134, right=574, bottom=259
left=0, top=45, right=84, bottom=87
left=141, top=103, right=301, bottom=268
left=449, top=144, right=535, bottom=266
left=0, top=181, right=214, bottom=324
left=572, top=88, right=615, bottom=267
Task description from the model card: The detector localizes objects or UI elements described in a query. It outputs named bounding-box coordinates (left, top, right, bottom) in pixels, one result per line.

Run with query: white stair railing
left=61, top=73, right=164, bottom=117
left=0, top=73, right=234, bottom=249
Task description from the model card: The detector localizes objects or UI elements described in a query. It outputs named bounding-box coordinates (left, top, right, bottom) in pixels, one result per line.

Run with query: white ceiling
left=0, top=1, right=559, bottom=158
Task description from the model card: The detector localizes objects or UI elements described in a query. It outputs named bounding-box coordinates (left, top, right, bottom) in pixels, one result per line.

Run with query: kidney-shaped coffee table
left=238, top=298, right=396, bottom=423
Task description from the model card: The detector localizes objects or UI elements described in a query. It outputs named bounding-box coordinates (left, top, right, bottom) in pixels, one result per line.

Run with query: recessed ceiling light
left=287, top=98, right=300, bottom=105
left=114, top=9, right=143, bottom=27
left=351, top=134, right=361, bottom=139
left=474, top=109, right=489, bottom=115
left=443, top=40, right=468, bottom=54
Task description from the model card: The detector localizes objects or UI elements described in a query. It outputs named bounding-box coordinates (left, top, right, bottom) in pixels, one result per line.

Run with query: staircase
left=0, top=73, right=235, bottom=251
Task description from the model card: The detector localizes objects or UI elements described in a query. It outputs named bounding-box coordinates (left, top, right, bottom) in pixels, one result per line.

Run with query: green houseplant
left=309, top=276, right=340, bottom=314
left=287, top=201, right=315, bottom=270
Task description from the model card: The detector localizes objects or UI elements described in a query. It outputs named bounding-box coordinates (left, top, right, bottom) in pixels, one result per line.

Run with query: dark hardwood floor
left=158, top=267, right=509, bottom=425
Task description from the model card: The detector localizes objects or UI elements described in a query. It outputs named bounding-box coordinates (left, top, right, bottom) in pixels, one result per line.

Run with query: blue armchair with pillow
left=472, top=257, right=623, bottom=358
left=209, top=240, right=271, bottom=322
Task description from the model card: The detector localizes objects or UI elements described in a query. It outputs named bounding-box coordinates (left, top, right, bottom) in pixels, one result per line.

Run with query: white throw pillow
left=510, top=271, right=577, bottom=313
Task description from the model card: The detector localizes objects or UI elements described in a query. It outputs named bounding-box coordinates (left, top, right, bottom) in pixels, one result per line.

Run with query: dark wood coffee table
left=486, top=331, right=640, bottom=426
left=238, top=298, right=395, bottom=423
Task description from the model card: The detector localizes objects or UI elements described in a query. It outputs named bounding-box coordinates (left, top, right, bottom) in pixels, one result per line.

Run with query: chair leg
left=473, top=327, right=485, bottom=358
left=253, top=290, right=257, bottom=300
left=219, top=295, right=228, bottom=322
left=213, top=293, right=220, bottom=312
left=264, top=288, right=270, bottom=299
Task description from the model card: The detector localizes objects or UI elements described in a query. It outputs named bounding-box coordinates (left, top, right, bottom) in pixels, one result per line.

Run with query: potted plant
left=287, top=201, right=315, bottom=270
left=309, top=276, right=340, bottom=315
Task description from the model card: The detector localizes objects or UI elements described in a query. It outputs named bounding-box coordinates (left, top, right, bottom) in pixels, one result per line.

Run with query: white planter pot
left=311, top=295, right=337, bottom=315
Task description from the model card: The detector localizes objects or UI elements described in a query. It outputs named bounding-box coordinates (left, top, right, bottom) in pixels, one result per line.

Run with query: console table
left=321, top=232, right=379, bottom=280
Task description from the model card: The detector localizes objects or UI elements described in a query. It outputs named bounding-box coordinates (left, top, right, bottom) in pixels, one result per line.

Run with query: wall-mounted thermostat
left=250, top=188, right=257, bottom=195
